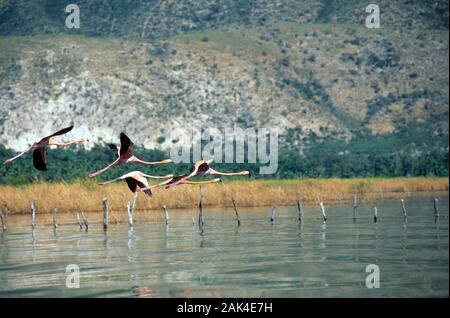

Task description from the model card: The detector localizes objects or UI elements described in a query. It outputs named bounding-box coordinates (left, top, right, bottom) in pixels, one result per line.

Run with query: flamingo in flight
left=189, top=159, right=250, bottom=177
left=140, top=175, right=222, bottom=192
left=163, top=159, right=249, bottom=188
left=3, top=125, right=87, bottom=171
left=88, top=133, right=172, bottom=178
left=99, top=171, right=173, bottom=196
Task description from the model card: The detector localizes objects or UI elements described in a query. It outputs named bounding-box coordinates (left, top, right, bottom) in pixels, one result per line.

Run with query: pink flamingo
left=3, top=125, right=87, bottom=171
left=157, top=159, right=249, bottom=189
left=99, top=171, right=173, bottom=196
left=189, top=159, right=250, bottom=177
left=88, top=133, right=172, bottom=178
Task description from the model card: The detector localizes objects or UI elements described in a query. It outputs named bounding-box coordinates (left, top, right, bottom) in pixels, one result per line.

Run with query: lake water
left=0, top=194, right=448, bottom=298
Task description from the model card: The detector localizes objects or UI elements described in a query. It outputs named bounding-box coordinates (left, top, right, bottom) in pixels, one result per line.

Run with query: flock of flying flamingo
left=3, top=126, right=250, bottom=196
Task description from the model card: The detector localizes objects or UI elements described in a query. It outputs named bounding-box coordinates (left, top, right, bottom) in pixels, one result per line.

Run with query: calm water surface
left=0, top=194, right=448, bottom=297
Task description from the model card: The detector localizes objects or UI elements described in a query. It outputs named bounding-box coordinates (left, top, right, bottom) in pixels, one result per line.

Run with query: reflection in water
left=103, top=231, right=109, bottom=261
left=402, top=220, right=408, bottom=265
left=127, top=227, right=136, bottom=267
left=374, top=224, right=379, bottom=240
left=297, top=221, right=304, bottom=248
left=31, top=228, right=36, bottom=263
left=0, top=195, right=448, bottom=298
left=199, top=229, right=205, bottom=249
left=133, top=285, right=153, bottom=298
left=352, top=221, right=360, bottom=263
left=319, top=222, right=326, bottom=249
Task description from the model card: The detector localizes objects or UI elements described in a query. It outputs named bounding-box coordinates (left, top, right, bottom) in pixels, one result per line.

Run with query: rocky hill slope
left=0, top=0, right=448, bottom=156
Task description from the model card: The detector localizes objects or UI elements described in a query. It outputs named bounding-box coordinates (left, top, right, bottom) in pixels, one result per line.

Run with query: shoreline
left=0, top=177, right=448, bottom=215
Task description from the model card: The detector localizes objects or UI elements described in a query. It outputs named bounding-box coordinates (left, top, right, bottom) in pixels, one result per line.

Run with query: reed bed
left=0, top=177, right=447, bottom=215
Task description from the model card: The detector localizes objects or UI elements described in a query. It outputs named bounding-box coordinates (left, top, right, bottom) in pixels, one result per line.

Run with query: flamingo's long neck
left=88, top=159, right=120, bottom=178
left=99, top=177, right=122, bottom=185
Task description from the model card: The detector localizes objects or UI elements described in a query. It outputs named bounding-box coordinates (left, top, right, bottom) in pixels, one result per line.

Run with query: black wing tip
left=60, top=125, right=74, bottom=134
left=32, top=149, right=47, bottom=171
left=33, top=161, right=47, bottom=171
left=120, top=132, right=131, bottom=143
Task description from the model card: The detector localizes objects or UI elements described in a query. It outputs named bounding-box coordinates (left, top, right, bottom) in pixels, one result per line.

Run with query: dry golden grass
left=0, top=178, right=447, bottom=216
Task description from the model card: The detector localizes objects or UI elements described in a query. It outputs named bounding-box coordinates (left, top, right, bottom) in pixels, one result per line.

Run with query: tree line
left=0, top=143, right=447, bottom=185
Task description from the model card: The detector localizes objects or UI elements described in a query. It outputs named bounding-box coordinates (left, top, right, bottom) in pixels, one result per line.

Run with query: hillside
left=0, top=0, right=448, bottom=180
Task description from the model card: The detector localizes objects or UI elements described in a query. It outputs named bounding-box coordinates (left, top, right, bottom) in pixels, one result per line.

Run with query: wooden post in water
left=434, top=198, right=439, bottom=217
left=231, top=197, right=241, bottom=227
left=373, top=206, right=378, bottom=223
left=352, top=194, right=358, bottom=222
left=0, top=211, right=6, bottom=231
left=76, top=212, right=83, bottom=229
left=53, top=208, right=58, bottom=229
left=81, top=212, right=89, bottom=230
left=198, top=186, right=204, bottom=227
left=31, top=202, right=36, bottom=229
left=162, top=205, right=169, bottom=225
left=319, top=201, right=327, bottom=222
left=401, top=199, right=407, bottom=218
left=102, top=198, right=109, bottom=230
left=297, top=199, right=304, bottom=222
left=270, top=206, right=276, bottom=223
left=127, top=202, right=133, bottom=227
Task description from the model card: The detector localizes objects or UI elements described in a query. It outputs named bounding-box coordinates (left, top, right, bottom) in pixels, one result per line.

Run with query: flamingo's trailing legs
left=189, top=159, right=250, bottom=177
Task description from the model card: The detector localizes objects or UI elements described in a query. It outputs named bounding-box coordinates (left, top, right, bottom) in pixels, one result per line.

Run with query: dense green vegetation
left=0, top=131, right=447, bottom=185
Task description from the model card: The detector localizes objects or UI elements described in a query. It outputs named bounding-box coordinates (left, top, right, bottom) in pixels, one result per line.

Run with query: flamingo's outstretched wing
left=187, top=160, right=206, bottom=178
left=197, top=162, right=213, bottom=175
left=47, top=126, right=74, bottom=138
left=125, top=177, right=152, bottom=196
left=3, top=145, right=34, bottom=165
left=32, top=148, right=47, bottom=171
left=119, top=133, right=134, bottom=157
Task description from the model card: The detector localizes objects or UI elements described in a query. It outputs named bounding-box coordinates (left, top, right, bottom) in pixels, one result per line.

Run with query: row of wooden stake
left=0, top=193, right=443, bottom=232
